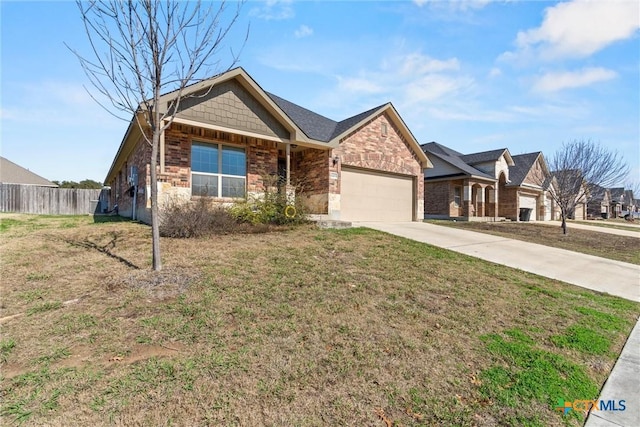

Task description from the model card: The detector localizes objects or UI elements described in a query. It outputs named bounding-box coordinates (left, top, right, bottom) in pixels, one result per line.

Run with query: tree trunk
left=150, top=128, right=162, bottom=271
left=561, top=213, right=567, bottom=235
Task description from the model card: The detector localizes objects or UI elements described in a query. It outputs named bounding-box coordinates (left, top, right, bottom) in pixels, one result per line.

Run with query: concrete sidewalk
left=357, top=221, right=640, bottom=427
left=584, top=319, right=640, bottom=427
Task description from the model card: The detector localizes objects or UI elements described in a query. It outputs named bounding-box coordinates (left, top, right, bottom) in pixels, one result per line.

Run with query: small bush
left=160, top=177, right=308, bottom=238
left=160, top=198, right=240, bottom=238
left=229, top=179, right=307, bottom=226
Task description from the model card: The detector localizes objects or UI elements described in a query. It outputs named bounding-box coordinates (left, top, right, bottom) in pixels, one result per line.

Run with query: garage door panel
left=519, top=195, right=537, bottom=210
left=340, top=168, right=413, bottom=222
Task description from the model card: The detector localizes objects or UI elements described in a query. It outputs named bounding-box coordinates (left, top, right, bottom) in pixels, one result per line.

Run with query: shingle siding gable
left=175, top=80, right=290, bottom=140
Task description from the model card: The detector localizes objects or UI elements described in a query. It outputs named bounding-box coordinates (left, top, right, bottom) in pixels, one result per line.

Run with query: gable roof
left=461, top=148, right=513, bottom=166
left=588, top=184, right=610, bottom=202
left=507, top=151, right=550, bottom=188
left=421, top=142, right=513, bottom=181
left=0, top=157, right=57, bottom=187
left=609, top=187, right=625, bottom=202
left=106, top=67, right=431, bottom=183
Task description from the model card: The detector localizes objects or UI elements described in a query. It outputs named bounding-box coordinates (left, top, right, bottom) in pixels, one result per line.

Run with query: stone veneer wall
left=332, top=112, right=424, bottom=220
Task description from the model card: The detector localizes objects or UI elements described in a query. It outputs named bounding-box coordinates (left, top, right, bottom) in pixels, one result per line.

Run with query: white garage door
left=519, top=194, right=537, bottom=210
left=340, top=167, right=414, bottom=222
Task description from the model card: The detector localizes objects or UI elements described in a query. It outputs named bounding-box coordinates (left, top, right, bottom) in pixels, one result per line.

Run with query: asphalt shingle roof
left=421, top=142, right=494, bottom=180
left=460, top=148, right=509, bottom=165
left=0, top=157, right=57, bottom=187
left=609, top=187, right=625, bottom=202
left=508, top=152, right=541, bottom=186
left=267, top=92, right=386, bottom=142
left=266, top=92, right=337, bottom=141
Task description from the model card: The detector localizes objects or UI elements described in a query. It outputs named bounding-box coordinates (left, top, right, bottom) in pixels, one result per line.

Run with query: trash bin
left=519, top=208, right=533, bottom=222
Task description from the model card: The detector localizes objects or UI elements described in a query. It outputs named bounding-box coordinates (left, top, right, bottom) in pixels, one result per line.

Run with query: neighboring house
left=609, top=187, right=625, bottom=219
left=587, top=185, right=611, bottom=219
left=550, top=169, right=588, bottom=221
left=0, top=157, right=57, bottom=187
left=104, top=68, right=432, bottom=223
left=623, top=190, right=636, bottom=214
left=422, top=142, right=514, bottom=220
left=503, top=152, right=558, bottom=221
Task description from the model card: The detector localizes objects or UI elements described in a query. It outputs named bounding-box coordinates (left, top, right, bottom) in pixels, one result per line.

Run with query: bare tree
left=69, top=0, right=247, bottom=271
left=548, top=139, right=629, bottom=234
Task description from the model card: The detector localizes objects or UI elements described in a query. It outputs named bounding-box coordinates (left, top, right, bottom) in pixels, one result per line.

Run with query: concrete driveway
left=356, top=221, right=640, bottom=302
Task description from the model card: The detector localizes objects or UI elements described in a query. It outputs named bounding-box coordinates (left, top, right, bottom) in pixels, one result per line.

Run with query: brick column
left=463, top=184, right=472, bottom=217
left=477, top=186, right=485, bottom=217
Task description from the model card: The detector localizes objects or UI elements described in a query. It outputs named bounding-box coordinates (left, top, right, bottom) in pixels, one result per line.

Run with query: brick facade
left=495, top=173, right=511, bottom=219
left=106, top=72, right=427, bottom=223
left=425, top=181, right=462, bottom=217
left=333, top=113, right=424, bottom=219
left=291, top=148, right=330, bottom=214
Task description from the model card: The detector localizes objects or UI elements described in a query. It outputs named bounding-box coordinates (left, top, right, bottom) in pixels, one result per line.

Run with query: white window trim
left=191, top=141, right=247, bottom=198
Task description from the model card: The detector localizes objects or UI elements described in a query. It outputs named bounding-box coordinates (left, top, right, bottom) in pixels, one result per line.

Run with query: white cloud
left=488, top=67, right=502, bottom=78
left=294, top=25, right=313, bottom=39
left=337, top=76, right=384, bottom=94
left=405, top=74, right=474, bottom=104
left=533, top=67, right=618, bottom=92
left=249, top=0, right=294, bottom=21
left=397, top=53, right=460, bottom=75
left=2, top=81, right=123, bottom=127
left=509, top=0, right=640, bottom=61
left=332, top=52, right=470, bottom=106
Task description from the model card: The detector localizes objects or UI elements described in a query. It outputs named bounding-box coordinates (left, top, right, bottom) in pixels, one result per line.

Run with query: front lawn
left=1, top=214, right=638, bottom=426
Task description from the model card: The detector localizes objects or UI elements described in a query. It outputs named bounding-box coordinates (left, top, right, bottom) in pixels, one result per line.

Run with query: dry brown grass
left=1, top=214, right=638, bottom=426
left=430, top=220, right=640, bottom=265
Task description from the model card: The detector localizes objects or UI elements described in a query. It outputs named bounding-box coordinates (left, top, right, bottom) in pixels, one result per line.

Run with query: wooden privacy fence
left=0, top=184, right=110, bottom=215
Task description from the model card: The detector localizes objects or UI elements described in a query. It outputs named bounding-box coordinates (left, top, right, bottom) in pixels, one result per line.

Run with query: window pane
left=192, top=143, right=218, bottom=173
left=222, top=176, right=245, bottom=198
left=222, top=146, right=246, bottom=176
left=192, top=174, right=218, bottom=197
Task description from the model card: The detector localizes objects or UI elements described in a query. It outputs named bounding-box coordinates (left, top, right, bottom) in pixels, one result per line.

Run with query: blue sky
left=1, top=0, right=639, bottom=186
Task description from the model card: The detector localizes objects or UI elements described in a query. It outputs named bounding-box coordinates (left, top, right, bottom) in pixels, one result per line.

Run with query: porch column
left=463, top=184, right=472, bottom=217
left=493, top=187, right=499, bottom=220
left=285, top=142, right=291, bottom=186
left=160, top=120, right=166, bottom=173
left=285, top=143, right=294, bottom=203
left=477, top=186, right=485, bottom=217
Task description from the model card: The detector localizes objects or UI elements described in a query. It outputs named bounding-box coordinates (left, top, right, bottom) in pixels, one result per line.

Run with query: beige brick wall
left=332, top=112, right=424, bottom=219
left=292, top=148, right=330, bottom=214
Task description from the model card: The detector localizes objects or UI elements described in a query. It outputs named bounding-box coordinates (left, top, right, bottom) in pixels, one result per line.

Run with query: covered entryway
left=340, top=167, right=414, bottom=221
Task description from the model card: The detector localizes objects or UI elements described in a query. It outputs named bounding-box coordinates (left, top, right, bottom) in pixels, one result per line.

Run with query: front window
left=191, top=142, right=246, bottom=198
left=454, top=186, right=462, bottom=207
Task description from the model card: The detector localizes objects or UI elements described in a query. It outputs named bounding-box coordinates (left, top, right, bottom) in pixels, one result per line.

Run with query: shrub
left=159, top=197, right=239, bottom=238
left=229, top=179, right=307, bottom=226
